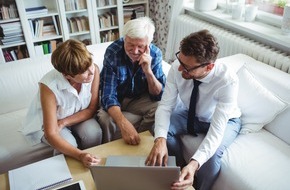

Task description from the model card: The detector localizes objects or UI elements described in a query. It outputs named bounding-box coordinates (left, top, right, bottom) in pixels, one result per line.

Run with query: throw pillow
left=237, top=65, right=287, bottom=134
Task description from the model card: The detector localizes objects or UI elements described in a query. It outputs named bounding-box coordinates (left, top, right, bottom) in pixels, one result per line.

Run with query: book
left=34, top=44, right=44, bottom=56
left=42, top=42, right=49, bottom=54
left=8, top=154, right=72, bottom=190
left=25, top=6, right=48, bottom=16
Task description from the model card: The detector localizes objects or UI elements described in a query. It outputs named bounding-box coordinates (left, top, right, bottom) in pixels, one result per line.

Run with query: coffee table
left=0, top=131, right=193, bottom=190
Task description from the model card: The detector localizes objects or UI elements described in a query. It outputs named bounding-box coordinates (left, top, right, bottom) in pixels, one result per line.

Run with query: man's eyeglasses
left=175, top=51, right=209, bottom=73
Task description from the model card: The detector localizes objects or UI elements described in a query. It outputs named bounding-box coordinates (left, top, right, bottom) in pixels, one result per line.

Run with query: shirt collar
left=198, top=64, right=216, bottom=84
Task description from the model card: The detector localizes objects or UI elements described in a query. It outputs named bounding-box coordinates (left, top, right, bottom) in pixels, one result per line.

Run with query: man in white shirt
left=146, top=30, right=242, bottom=190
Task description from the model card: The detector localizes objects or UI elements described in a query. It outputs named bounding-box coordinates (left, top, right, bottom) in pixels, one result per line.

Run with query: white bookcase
left=0, top=0, right=149, bottom=63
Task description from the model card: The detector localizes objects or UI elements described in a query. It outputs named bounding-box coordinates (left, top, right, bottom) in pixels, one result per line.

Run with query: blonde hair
left=122, top=17, right=155, bottom=43
left=51, top=39, right=92, bottom=76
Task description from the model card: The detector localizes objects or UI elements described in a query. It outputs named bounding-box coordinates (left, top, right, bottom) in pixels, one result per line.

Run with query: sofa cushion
left=0, top=109, right=53, bottom=174
left=212, top=129, right=290, bottom=190
left=237, top=66, right=288, bottom=134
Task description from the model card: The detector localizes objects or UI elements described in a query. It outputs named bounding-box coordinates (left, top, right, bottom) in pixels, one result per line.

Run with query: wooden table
left=0, top=131, right=193, bottom=190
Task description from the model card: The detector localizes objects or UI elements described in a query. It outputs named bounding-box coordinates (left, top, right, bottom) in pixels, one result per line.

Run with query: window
left=182, top=0, right=290, bottom=53
left=215, top=0, right=289, bottom=27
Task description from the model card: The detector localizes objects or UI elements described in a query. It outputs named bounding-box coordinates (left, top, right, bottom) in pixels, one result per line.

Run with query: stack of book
left=66, top=16, right=89, bottom=33
left=25, top=6, right=48, bottom=17
left=64, top=0, right=87, bottom=11
left=0, top=2, right=18, bottom=20
left=98, top=12, right=117, bottom=29
left=0, top=21, right=24, bottom=46
left=34, top=40, right=59, bottom=56
left=100, top=30, right=119, bottom=42
left=29, top=16, right=59, bottom=38
left=97, top=0, right=116, bottom=7
left=2, top=45, right=29, bottom=62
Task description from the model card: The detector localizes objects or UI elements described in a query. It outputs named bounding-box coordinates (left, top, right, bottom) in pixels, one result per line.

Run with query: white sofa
left=181, top=54, right=290, bottom=190
left=1, top=41, right=289, bottom=190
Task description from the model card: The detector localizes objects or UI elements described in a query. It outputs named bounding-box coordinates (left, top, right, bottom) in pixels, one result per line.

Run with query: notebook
left=90, top=155, right=180, bottom=190
left=9, top=154, right=73, bottom=190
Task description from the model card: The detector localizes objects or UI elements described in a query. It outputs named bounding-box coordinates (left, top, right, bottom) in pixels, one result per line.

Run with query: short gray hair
left=122, top=17, right=155, bottom=43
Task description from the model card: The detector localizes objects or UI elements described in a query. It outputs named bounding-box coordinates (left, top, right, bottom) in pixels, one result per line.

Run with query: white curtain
left=165, top=0, right=185, bottom=62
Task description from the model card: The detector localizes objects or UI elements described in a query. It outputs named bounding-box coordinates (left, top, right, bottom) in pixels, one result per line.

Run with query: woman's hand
left=79, top=152, right=101, bottom=167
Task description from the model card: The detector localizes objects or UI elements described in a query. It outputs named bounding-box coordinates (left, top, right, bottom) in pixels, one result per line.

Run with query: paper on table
left=8, top=154, right=72, bottom=190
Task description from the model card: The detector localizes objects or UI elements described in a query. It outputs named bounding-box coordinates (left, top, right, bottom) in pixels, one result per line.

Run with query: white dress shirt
left=20, top=69, right=92, bottom=145
left=154, top=60, right=241, bottom=167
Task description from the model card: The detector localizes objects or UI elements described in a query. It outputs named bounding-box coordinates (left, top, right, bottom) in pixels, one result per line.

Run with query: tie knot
left=194, top=79, right=201, bottom=87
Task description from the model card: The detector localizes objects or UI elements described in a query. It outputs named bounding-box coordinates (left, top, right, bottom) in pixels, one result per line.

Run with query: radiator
left=166, top=14, right=290, bottom=74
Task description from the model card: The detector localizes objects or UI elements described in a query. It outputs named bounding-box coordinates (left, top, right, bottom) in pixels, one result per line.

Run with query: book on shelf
left=0, top=21, right=24, bottom=45
left=97, top=0, right=116, bottom=7
left=37, top=40, right=59, bottom=55
left=75, top=17, right=83, bottom=32
left=66, top=16, right=90, bottom=33
left=25, top=6, right=48, bottom=16
left=29, top=16, right=59, bottom=38
left=42, top=42, right=49, bottom=54
left=100, top=30, right=119, bottom=43
left=64, top=0, right=87, bottom=11
left=3, top=50, right=13, bottom=62
left=80, top=16, right=89, bottom=31
left=98, top=12, right=117, bottom=28
left=8, top=154, right=73, bottom=190
left=52, top=15, right=60, bottom=35
left=9, top=49, right=17, bottom=60
left=16, top=45, right=29, bottom=59
left=0, top=3, right=18, bottom=20
left=49, top=40, right=57, bottom=53
left=69, top=17, right=78, bottom=33
left=34, top=44, right=44, bottom=56
left=2, top=45, right=28, bottom=62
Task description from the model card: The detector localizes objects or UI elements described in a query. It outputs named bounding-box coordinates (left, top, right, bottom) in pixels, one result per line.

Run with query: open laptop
left=90, top=155, right=180, bottom=190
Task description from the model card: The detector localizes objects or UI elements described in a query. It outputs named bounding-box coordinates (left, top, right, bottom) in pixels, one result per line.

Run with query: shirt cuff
left=191, top=150, right=207, bottom=169
left=154, top=128, right=168, bottom=140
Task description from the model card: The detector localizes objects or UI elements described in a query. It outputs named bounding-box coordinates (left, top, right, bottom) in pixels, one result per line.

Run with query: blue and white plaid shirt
left=100, top=38, right=166, bottom=111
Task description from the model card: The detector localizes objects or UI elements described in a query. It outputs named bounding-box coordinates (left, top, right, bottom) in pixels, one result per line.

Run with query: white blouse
left=20, top=69, right=92, bottom=145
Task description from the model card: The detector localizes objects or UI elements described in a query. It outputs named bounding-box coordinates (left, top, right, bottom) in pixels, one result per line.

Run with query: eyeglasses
left=175, top=51, right=209, bottom=73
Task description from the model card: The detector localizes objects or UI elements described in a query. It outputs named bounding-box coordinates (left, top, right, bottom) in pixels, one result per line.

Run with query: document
left=9, top=154, right=72, bottom=190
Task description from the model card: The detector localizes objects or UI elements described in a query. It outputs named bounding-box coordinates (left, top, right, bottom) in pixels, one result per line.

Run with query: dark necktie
left=187, top=79, right=201, bottom=136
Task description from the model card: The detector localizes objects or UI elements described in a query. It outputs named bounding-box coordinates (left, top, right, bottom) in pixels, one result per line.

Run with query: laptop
left=90, top=155, right=180, bottom=190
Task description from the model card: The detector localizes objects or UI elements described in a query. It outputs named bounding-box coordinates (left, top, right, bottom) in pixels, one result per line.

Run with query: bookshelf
left=58, top=0, right=96, bottom=45
left=0, top=0, right=28, bottom=63
left=0, top=0, right=149, bottom=63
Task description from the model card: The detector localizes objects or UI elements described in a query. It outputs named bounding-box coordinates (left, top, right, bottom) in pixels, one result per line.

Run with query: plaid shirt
left=100, top=38, right=166, bottom=111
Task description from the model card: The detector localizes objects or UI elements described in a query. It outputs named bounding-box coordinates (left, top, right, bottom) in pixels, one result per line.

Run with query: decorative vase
left=194, top=0, right=218, bottom=11
left=281, top=4, right=290, bottom=35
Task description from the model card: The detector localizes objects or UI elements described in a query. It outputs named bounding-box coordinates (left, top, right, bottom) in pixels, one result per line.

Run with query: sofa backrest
left=217, top=54, right=290, bottom=145
left=0, top=42, right=112, bottom=115
left=0, top=56, right=53, bottom=114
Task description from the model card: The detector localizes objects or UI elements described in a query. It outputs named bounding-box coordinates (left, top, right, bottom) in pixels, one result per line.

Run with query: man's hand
left=139, top=45, right=152, bottom=74
left=119, top=118, right=140, bottom=145
left=145, top=137, right=168, bottom=166
left=108, top=106, right=140, bottom=145
left=171, top=159, right=199, bottom=190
